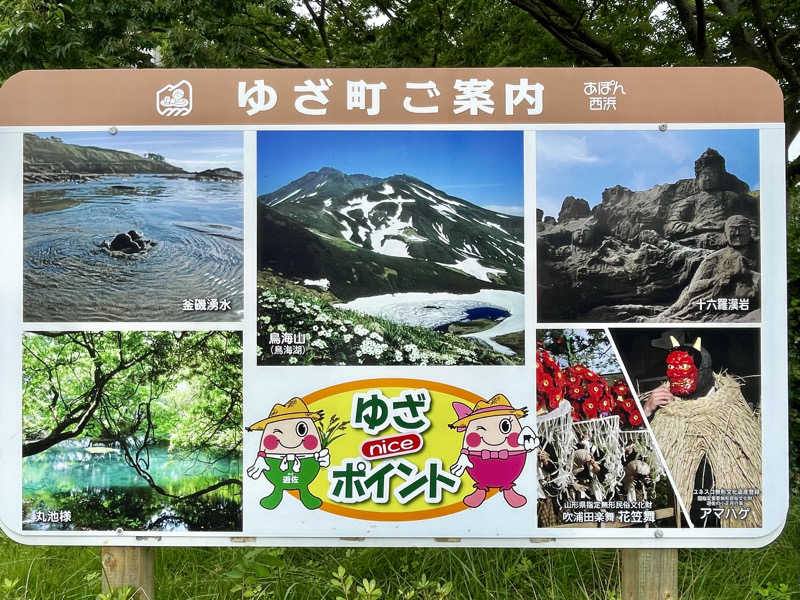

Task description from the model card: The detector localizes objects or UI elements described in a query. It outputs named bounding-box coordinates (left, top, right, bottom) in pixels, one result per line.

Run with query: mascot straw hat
left=449, top=394, right=527, bottom=430
left=247, top=397, right=323, bottom=431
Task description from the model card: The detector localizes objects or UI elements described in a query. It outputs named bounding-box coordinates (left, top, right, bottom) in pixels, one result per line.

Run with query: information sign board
left=0, top=67, right=788, bottom=547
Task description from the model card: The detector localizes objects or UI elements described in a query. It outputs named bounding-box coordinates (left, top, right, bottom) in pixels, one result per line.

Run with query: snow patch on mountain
left=379, top=183, right=395, bottom=195
left=340, top=219, right=353, bottom=240
left=368, top=204, right=415, bottom=257
left=430, top=202, right=459, bottom=222
left=342, top=195, right=416, bottom=220
left=437, top=257, right=506, bottom=282
left=304, top=278, right=330, bottom=290
left=410, top=183, right=459, bottom=206
left=481, top=220, right=510, bottom=235
left=272, top=188, right=302, bottom=206
left=375, top=238, right=410, bottom=258
left=433, top=222, right=450, bottom=244
left=357, top=225, right=370, bottom=242
left=335, top=289, right=523, bottom=354
left=459, top=243, right=482, bottom=257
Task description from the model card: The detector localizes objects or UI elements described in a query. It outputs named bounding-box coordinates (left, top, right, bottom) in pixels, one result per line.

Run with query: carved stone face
left=724, top=216, right=752, bottom=248
left=666, top=350, right=699, bottom=396
left=695, top=149, right=726, bottom=191
left=696, top=168, right=723, bottom=191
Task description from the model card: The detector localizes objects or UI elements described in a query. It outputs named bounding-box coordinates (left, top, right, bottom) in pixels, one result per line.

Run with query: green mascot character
left=246, top=397, right=330, bottom=510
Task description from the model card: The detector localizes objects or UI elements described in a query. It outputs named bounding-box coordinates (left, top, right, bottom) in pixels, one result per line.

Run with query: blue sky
left=37, top=131, right=243, bottom=172
left=536, top=129, right=759, bottom=218
left=257, top=130, right=524, bottom=214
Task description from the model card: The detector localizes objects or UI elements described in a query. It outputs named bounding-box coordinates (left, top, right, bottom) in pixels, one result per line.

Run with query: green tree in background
left=22, top=331, right=242, bottom=499
left=538, top=328, right=619, bottom=374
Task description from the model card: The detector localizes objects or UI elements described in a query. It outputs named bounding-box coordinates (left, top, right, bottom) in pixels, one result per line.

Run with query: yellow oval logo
left=289, top=378, right=506, bottom=521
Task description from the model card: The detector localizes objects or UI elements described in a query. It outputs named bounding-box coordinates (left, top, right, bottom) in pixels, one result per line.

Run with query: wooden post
left=620, top=548, right=678, bottom=600
left=101, top=547, right=155, bottom=599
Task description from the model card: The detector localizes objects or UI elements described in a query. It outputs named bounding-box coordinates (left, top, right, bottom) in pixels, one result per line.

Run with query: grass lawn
left=0, top=498, right=797, bottom=599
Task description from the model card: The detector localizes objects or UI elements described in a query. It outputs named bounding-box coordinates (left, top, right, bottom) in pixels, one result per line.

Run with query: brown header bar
left=0, top=67, right=782, bottom=127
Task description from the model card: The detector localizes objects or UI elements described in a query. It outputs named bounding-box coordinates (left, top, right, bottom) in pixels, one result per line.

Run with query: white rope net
left=619, top=429, right=665, bottom=485
left=536, top=400, right=575, bottom=497
left=573, top=415, right=623, bottom=500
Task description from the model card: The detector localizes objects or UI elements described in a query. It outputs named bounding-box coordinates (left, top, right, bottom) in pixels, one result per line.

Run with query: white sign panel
left=0, top=68, right=788, bottom=547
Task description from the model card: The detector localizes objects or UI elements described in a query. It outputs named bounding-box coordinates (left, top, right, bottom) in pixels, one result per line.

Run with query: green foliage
left=753, top=582, right=797, bottom=600
left=330, top=566, right=355, bottom=600
left=331, top=567, right=384, bottom=600
left=95, top=586, right=135, bottom=600
left=400, top=573, right=454, bottom=600
left=0, top=0, right=160, bottom=80
left=356, top=578, right=383, bottom=600
left=1, top=577, right=23, bottom=600
left=225, top=548, right=285, bottom=598
left=788, top=185, right=800, bottom=493
left=22, top=331, right=242, bottom=502
left=538, top=328, right=619, bottom=373
left=0, top=499, right=799, bottom=598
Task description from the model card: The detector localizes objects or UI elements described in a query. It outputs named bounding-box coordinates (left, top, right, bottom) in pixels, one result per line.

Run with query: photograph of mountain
left=537, top=129, right=760, bottom=323
left=23, top=132, right=243, bottom=322
left=256, top=130, right=525, bottom=366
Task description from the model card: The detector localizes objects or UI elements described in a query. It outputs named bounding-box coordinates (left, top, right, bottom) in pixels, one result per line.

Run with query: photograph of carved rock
left=536, top=130, right=760, bottom=322
left=256, top=130, right=525, bottom=366
left=23, top=131, right=243, bottom=322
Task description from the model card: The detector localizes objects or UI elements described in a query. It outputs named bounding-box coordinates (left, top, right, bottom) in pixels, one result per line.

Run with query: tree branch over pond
left=22, top=331, right=243, bottom=499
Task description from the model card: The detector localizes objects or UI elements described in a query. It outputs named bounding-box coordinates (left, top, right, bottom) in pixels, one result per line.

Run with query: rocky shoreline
left=24, top=167, right=243, bottom=184
left=24, top=173, right=101, bottom=184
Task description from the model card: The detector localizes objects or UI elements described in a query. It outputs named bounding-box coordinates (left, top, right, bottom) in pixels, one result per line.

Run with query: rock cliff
left=537, top=148, right=759, bottom=322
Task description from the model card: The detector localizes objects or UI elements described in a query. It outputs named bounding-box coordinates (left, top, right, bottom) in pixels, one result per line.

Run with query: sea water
left=23, top=175, right=243, bottom=322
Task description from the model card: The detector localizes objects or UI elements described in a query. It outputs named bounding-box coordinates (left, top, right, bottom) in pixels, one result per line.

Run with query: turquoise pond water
left=23, top=174, right=243, bottom=322
left=22, top=439, right=242, bottom=532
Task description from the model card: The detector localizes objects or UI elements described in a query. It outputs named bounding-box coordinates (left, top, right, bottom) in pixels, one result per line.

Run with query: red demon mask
left=666, top=350, right=698, bottom=396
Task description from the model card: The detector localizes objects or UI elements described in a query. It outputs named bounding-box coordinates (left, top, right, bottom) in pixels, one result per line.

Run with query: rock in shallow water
left=101, top=230, right=157, bottom=256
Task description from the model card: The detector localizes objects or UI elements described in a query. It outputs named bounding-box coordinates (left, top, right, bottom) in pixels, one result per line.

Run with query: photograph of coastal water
left=23, top=131, right=243, bottom=322
left=22, top=330, right=243, bottom=532
left=256, top=130, right=525, bottom=366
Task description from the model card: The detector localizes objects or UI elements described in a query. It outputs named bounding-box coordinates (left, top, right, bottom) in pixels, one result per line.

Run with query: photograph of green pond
left=23, top=131, right=244, bottom=322
left=21, top=330, right=243, bottom=532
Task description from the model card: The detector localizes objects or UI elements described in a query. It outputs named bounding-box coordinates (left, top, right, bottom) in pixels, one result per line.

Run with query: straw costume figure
left=643, top=336, right=762, bottom=527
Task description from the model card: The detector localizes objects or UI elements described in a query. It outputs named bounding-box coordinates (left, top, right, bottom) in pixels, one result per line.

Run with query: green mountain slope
left=24, top=134, right=186, bottom=176
left=257, top=204, right=519, bottom=301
